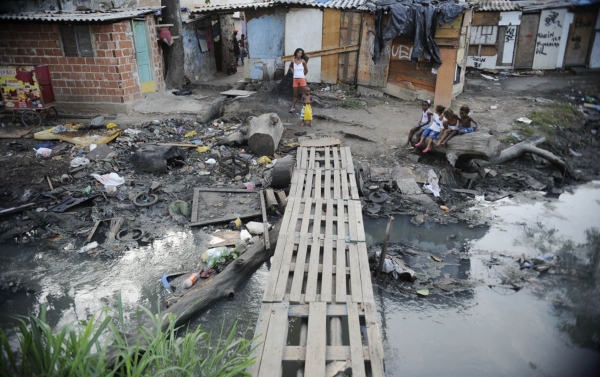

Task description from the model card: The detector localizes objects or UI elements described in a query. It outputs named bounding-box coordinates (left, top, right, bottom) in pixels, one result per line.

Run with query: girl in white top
left=414, top=105, right=445, bottom=153
left=436, top=109, right=459, bottom=146
left=288, top=48, right=308, bottom=113
left=407, top=100, right=433, bottom=146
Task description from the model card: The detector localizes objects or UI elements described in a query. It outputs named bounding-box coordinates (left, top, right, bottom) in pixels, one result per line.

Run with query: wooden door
left=434, top=48, right=457, bottom=108
left=514, top=14, right=540, bottom=69
left=133, top=20, right=155, bottom=93
left=35, top=66, right=55, bottom=105
left=357, top=12, right=390, bottom=87
left=338, top=11, right=361, bottom=84
left=564, top=12, right=597, bottom=66
left=321, top=9, right=341, bottom=84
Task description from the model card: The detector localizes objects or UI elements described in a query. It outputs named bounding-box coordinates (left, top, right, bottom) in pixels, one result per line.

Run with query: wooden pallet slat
left=324, top=147, right=331, bottom=169
left=337, top=199, right=346, bottom=240
left=273, top=236, right=298, bottom=301
left=324, top=170, right=332, bottom=199
left=263, top=235, right=291, bottom=302
left=290, top=236, right=309, bottom=303
left=257, top=302, right=290, bottom=377
left=304, top=237, right=320, bottom=302
left=246, top=303, right=273, bottom=376
left=341, top=169, right=349, bottom=200
left=321, top=238, right=333, bottom=302
left=312, top=197, right=324, bottom=239
left=356, top=242, right=374, bottom=304
left=348, top=172, right=359, bottom=199
left=335, top=239, right=347, bottom=303
left=333, top=170, right=341, bottom=199
left=347, top=303, right=367, bottom=377
left=364, top=302, right=385, bottom=376
left=314, top=168, right=322, bottom=199
left=304, top=170, right=314, bottom=199
left=304, top=302, right=327, bottom=376
left=344, top=146, right=354, bottom=171
left=340, top=146, right=348, bottom=170
left=309, top=147, right=316, bottom=169
left=348, top=243, right=363, bottom=303
left=332, top=147, right=340, bottom=170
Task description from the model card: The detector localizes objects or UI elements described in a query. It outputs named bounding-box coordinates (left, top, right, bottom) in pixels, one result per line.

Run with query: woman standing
left=288, top=48, right=308, bottom=113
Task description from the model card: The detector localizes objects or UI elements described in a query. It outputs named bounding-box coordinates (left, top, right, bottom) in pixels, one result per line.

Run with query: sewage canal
left=1, top=182, right=599, bottom=376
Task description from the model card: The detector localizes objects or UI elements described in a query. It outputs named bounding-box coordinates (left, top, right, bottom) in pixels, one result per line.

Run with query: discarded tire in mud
left=133, top=193, right=159, bottom=207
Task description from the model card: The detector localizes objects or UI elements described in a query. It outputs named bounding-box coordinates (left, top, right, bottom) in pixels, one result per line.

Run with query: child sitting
left=407, top=100, right=433, bottom=146
left=414, top=104, right=445, bottom=153
left=440, top=105, right=479, bottom=145
left=436, top=109, right=459, bottom=147
left=300, top=87, right=313, bottom=127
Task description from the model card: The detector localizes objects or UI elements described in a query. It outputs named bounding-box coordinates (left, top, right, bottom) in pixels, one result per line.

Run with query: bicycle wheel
left=21, top=110, right=42, bottom=127
left=40, top=107, right=58, bottom=120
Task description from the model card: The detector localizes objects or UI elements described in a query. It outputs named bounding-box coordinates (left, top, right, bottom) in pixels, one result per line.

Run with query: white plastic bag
left=201, top=247, right=232, bottom=268
left=70, top=157, right=90, bottom=167
left=35, top=148, right=52, bottom=158
left=91, top=172, right=125, bottom=187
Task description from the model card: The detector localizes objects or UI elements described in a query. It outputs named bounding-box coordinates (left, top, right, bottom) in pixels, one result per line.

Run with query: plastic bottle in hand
left=183, top=272, right=200, bottom=289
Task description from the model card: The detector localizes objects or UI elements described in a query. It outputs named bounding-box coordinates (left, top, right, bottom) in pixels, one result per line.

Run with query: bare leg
left=291, top=87, right=299, bottom=111
left=414, top=136, right=426, bottom=148
left=442, top=130, right=459, bottom=145
left=436, top=130, right=447, bottom=146
left=407, top=126, right=418, bottom=145
left=423, top=138, right=433, bottom=153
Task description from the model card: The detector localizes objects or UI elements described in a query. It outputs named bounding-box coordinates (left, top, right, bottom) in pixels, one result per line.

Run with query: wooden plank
left=285, top=197, right=303, bottom=235
left=279, top=197, right=298, bottom=235
left=321, top=238, right=333, bottom=302
left=287, top=170, right=302, bottom=198
left=337, top=199, right=346, bottom=240
left=564, top=12, right=597, bottom=66
left=273, top=236, right=297, bottom=301
left=281, top=45, right=359, bottom=61
left=247, top=303, right=273, bottom=377
left=290, top=236, right=310, bottom=303
left=189, top=212, right=262, bottom=228
left=348, top=172, right=359, bottom=199
left=335, top=239, right=347, bottom=303
left=260, top=190, right=271, bottom=252
left=263, top=234, right=291, bottom=302
left=283, top=345, right=372, bottom=361
left=298, top=137, right=341, bottom=147
left=357, top=12, right=390, bottom=87
left=191, top=188, right=199, bottom=222
left=304, top=302, right=327, bottom=376
left=257, top=302, right=289, bottom=377
left=356, top=242, right=374, bottom=303
left=314, top=168, right=322, bottom=199
left=353, top=200, right=365, bottom=242
left=325, top=199, right=334, bottom=238
left=348, top=243, right=363, bottom=303
left=324, top=170, right=332, bottom=199
left=265, top=188, right=278, bottom=208
left=312, top=197, right=324, bottom=239
left=304, top=170, right=314, bottom=199
left=304, top=236, right=321, bottom=302
left=339, top=146, right=348, bottom=170
left=341, top=170, right=349, bottom=200
left=220, top=89, right=257, bottom=96
left=298, top=147, right=306, bottom=169
left=347, top=302, right=367, bottom=377
left=333, top=169, right=341, bottom=199
left=300, top=197, right=313, bottom=235
left=288, top=303, right=348, bottom=317
left=364, top=302, right=385, bottom=376
left=322, top=8, right=342, bottom=84
left=514, top=14, right=540, bottom=69
left=332, top=147, right=340, bottom=169
left=344, top=147, right=354, bottom=172
left=324, top=147, right=331, bottom=169
left=472, top=11, right=500, bottom=26
left=308, top=147, right=316, bottom=170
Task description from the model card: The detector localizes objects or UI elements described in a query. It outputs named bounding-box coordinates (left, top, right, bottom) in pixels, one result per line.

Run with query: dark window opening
left=60, top=25, right=93, bottom=57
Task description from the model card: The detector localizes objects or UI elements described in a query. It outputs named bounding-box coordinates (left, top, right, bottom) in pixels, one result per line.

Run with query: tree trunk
left=439, top=129, right=502, bottom=166
left=247, top=113, right=284, bottom=156
left=161, top=0, right=184, bottom=90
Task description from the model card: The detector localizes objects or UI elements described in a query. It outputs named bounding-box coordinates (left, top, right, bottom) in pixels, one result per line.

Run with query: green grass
left=504, top=102, right=584, bottom=145
left=339, top=98, right=364, bottom=109
left=0, top=301, right=255, bottom=377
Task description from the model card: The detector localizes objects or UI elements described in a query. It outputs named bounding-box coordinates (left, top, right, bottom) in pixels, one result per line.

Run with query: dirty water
left=1, top=182, right=600, bottom=377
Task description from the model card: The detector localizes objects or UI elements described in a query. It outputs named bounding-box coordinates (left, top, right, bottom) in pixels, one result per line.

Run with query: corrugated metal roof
left=0, top=7, right=162, bottom=22
left=470, top=0, right=522, bottom=11
left=190, top=0, right=367, bottom=14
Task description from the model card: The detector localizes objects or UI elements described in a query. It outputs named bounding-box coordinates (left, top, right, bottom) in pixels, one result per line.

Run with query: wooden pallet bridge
left=248, top=147, right=385, bottom=377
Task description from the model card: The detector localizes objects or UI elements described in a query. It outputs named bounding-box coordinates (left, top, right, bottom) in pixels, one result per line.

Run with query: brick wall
left=0, top=15, right=164, bottom=110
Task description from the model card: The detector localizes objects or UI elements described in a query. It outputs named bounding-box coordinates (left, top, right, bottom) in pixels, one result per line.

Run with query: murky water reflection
left=1, top=182, right=600, bottom=376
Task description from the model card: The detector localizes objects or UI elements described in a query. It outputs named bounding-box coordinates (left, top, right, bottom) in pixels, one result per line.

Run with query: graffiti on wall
left=535, top=31, right=561, bottom=56
left=391, top=44, right=413, bottom=61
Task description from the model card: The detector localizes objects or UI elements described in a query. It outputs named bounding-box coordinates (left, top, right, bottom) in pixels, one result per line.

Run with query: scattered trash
left=184, top=131, right=197, bottom=138
left=70, top=157, right=90, bottom=168
left=416, top=289, right=430, bottom=297
left=173, top=89, right=192, bottom=96
left=83, top=186, right=92, bottom=196
left=35, top=147, right=52, bottom=158
left=183, top=272, right=200, bottom=288
left=369, top=192, right=388, bottom=203
left=196, top=146, right=210, bottom=153
left=490, top=105, right=498, bottom=110
left=424, top=170, right=440, bottom=197
left=511, top=132, right=522, bottom=141
left=246, top=221, right=268, bottom=235
left=106, top=123, right=117, bottom=129
left=431, top=256, right=443, bottom=262
left=234, top=218, right=243, bottom=228
left=517, top=117, right=532, bottom=125
left=257, top=156, right=272, bottom=165
left=205, top=158, right=217, bottom=165
left=440, top=206, right=449, bottom=212
left=90, top=115, right=104, bottom=127
left=201, top=247, right=232, bottom=268
left=240, top=229, right=252, bottom=240
left=243, top=182, right=255, bottom=190
left=161, top=272, right=186, bottom=293
left=481, top=74, right=498, bottom=81
left=569, top=148, right=582, bottom=157
left=51, top=125, right=68, bottom=133
left=78, top=241, right=98, bottom=254
left=35, top=141, right=54, bottom=149
left=199, top=268, right=214, bottom=278
left=91, top=172, right=125, bottom=189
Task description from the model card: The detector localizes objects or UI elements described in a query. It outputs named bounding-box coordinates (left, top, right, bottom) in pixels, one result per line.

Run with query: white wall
left=284, top=8, right=322, bottom=83
left=498, top=11, right=522, bottom=26
left=532, top=9, right=567, bottom=70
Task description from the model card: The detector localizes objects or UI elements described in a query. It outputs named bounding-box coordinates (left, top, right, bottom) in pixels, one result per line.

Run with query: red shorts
left=293, top=78, right=307, bottom=88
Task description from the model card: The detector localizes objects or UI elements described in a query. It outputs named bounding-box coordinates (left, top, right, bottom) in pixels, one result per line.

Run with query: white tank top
left=421, top=110, right=430, bottom=124
left=293, top=61, right=305, bottom=78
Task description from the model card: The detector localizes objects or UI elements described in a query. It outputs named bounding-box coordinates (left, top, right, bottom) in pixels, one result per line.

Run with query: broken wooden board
left=298, top=136, right=341, bottom=148
left=210, top=230, right=241, bottom=247
left=34, top=126, right=122, bottom=147
left=0, top=128, right=30, bottom=139
left=220, top=89, right=257, bottom=97
left=190, top=187, right=262, bottom=226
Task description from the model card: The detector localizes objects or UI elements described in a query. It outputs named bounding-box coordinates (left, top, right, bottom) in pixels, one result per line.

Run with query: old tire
left=271, top=155, right=295, bottom=188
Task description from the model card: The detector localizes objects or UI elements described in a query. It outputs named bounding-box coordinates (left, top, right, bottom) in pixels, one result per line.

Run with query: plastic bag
left=257, top=156, right=271, bottom=165
left=70, top=157, right=90, bottom=167
left=35, top=148, right=52, bottom=158
left=201, top=247, right=232, bottom=268
left=91, top=172, right=125, bottom=187
left=196, top=146, right=210, bottom=153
